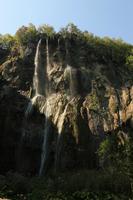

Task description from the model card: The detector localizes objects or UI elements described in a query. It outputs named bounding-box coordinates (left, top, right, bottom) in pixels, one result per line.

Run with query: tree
left=38, top=24, right=55, bottom=38
left=59, top=23, right=81, bottom=38
left=0, top=34, right=16, bottom=50
left=15, top=23, right=37, bottom=46
left=126, top=49, right=133, bottom=71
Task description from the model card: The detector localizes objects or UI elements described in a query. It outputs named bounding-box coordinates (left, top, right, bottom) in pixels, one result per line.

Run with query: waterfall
left=57, top=103, right=69, bottom=134
left=64, top=38, right=78, bottom=97
left=39, top=38, right=52, bottom=176
left=55, top=103, right=69, bottom=170
left=39, top=99, right=51, bottom=176
left=24, top=39, right=46, bottom=119
left=33, top=39, right=45, bottom=96
left=68, top=65, right=73, bottom=96
left=19, top=38, right=53, bottom=175
left=20, top=39, right=43, bottom=153
left=65, top=65, right=78, bottom=97
left=57, top=38, right=60, bottom=51
left=25, top=96, right=39, bottom=118
left=46, top=38, right=50, bottom=74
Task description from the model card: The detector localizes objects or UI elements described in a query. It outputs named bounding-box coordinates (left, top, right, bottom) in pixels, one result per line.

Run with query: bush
left=0, top=170, right=131, bottom=199
left=6, top=172, right=30, bottom=194
left=15, top=23, right=38, bottom=46
left=38, top=24, right=55, bottom=38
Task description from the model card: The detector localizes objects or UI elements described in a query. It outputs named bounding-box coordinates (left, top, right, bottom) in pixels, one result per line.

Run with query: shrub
left=15, top=23, right=38, bottom=46
left=38, top=24, right=55, bottom=38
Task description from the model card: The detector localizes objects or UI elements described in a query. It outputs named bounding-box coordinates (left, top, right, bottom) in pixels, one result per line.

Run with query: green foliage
left=38, top=24, right=55, bottom=38
left=15, top=23, right=37, bottom=46
left=59, top=23, right=81, bottom=38
left=98, top=130, right=133, bottom=196
left=127, top=55, right=133, bottom=68
left=0, top=170, right=131, bottom=199
left=88, top=92, right=100, bottom=111
left=0, top=22, right=132, bottom=67
left=0, top=34, right=16, bottom=50
left=0, top=34, right=17, bottom=63
left=126, top=49, right=133, bottom=71
left=98, top=134, right=122, bottom=169
left=83, top=33, right=132, bottom=65
left=0, top=22, right=133, bottom=200
left=98, top=133, right=126, bottom=169
left=98, top=138, right=110, bottom=160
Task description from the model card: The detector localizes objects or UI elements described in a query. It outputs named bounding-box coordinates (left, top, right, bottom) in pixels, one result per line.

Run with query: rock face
left=0, top=37, right=133, bottom=176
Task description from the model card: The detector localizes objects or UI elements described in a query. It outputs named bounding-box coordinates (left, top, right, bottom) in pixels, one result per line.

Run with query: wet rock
left=0, top=38, right=133, bottom=175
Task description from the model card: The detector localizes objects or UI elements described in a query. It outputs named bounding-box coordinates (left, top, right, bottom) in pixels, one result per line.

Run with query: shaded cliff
left=0, top=24, right=133, bottom=176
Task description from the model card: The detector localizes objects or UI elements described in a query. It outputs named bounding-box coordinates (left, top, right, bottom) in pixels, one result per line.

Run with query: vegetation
left=0, top=133, right=133, bottom=199
left=15, top=23, right=38, bottom=46
left=0, top=23, right=133, bottom=199
left=88, top=92, right=100, bottom=111
left=0, top=23, right=133, bottom=67
left=98, top=129, right=133, bottom=196
left=126, top=49, right=133, bottom=71
left=0, top=169, right=131, bottom=199
left=38, top=24, right=55, bottom=38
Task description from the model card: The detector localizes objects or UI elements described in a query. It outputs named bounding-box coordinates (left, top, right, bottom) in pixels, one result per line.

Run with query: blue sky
left=0, top=0, right=133, bottom=44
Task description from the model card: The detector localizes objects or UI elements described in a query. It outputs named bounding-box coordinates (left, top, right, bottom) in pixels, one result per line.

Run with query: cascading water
left=67, top=65, right=73, bottom=96
left=46, top=38, right=50, bottom=79
left=54, top=44, right=79, bottom=171
left=23, top=38, right=79, bottom=175
left=65, top=65, right=78, bottom=97
left=57, top=38, right=61, bottom=62
left=19, top=39, right=47, bottom=172
left=64, top=39, right=78, bottom=97
left=20, top=38, right=52, bottom=176
left=33, top=39, right=45, bottom=96
left=39, top=38, right=52, bottom=176
left=21, top=39, right=44, bottom=142
left=39, top=99, right=51, bottom=176
left=55, top=103, right=69, bottom=170
left=25, top=39, right=46, bottom=118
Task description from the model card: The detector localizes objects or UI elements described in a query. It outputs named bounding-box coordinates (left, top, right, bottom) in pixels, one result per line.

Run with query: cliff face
left=0, top=35, right=133, bottom=176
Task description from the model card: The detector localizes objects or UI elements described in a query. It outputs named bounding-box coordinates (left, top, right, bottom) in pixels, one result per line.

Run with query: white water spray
left=39, top=99, right=51, bottom=176
left=65, top=65, right=78, bottom=97
left=24, top=39, right=45, bottom=120
left=33, top=39, right=45, bottom=96
left=39, top=38, right=52, bottom=176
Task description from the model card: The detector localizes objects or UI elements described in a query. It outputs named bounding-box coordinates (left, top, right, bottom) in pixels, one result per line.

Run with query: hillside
left=0, top=23, right=133, bottom=199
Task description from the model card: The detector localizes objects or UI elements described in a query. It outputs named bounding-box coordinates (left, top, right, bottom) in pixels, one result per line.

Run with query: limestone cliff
left=0, top=32, right=133, bottom=176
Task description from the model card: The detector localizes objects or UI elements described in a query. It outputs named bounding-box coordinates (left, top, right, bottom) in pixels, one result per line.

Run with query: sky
left=0, top=0, right=133, bottom=44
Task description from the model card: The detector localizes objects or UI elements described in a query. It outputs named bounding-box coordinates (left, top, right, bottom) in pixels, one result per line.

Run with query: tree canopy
left=0, top=23, right=132, bottom=67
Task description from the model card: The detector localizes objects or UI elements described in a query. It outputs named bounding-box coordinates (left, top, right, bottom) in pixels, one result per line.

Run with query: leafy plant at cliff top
left=0, top=34, right=17, bottom=63
left=126, top=49, right=133, bottom=71
left=83, top=33, right=132, bottom=65
left=38, top=24, right=55, bottom=38
left=0, top=23, right=133, bottom=67
left=59, top=23, right=81, bottom=39
left=0, top=34, right=16, bottom=50
left=15, top=23, right=38, bottom=46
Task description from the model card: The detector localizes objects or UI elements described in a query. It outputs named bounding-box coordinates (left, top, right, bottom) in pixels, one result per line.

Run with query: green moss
left=88, top=93, right=100, bottom=111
